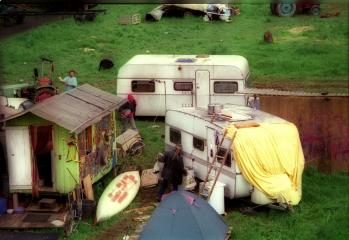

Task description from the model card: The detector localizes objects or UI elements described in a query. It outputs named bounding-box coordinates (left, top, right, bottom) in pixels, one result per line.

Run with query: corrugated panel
left=25, top=84, right=126, bottom=133
left=78, top=84, right=124, bottom=103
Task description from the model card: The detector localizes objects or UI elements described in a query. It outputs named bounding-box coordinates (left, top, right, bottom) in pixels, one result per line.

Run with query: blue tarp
left=140, top=191, right=228, bottom=240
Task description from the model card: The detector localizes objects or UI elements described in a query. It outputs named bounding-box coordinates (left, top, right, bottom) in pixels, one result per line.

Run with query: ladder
left=200, top=130, right=237, bottom=201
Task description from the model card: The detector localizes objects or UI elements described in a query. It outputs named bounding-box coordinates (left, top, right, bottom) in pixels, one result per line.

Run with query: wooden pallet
left=117, top=14, right=141, bottom=25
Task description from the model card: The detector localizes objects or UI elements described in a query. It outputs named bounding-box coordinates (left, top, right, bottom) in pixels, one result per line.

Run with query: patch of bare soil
left=288, top=26, right=314, bottom=34
left=252, top=81, right=348, bottom=93
left=90, top=187, right=158, bottom=240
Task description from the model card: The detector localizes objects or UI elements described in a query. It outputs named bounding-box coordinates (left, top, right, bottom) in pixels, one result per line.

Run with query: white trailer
left=117, top=55, right=250, bottom=116
left=165, top=104, right=288, bottom=201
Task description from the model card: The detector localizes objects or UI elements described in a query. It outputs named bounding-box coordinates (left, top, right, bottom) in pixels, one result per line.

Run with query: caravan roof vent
left=175, top=58, right=196, bottom=63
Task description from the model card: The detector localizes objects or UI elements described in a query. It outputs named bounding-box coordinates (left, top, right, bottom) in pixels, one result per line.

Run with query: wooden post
left=12, top=193, right=18, bottom=209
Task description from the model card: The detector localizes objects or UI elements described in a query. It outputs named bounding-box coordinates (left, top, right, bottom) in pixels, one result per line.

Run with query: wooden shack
left=3, top=84, right=126, bottom=195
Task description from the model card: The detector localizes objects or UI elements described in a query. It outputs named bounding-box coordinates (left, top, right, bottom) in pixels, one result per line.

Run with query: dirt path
left=90, top=187, right=158, bottom=240
left=0, top=15, right=66, bottom=40
left=252, top=81, right=348, bottom=92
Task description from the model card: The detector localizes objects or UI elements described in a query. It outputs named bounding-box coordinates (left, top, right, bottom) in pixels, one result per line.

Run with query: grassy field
left=64, top=167, right=349, bottom=240
left=0, top=3, right=348, bottom=240
left=226, top=168, right=349, bottom=240
left=0, top=4, right=348, bottom=92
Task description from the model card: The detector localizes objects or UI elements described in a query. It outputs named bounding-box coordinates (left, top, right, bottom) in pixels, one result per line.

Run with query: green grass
left=0, top=4, right=348, bottom=239
left=0, top=4, right=348, bottom=92
left=225, top=167, right=349, bottom=240
left=61, top=167, right=349, bottom=240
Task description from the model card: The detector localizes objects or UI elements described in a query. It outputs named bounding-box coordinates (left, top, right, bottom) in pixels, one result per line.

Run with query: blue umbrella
left=140, top=191, right=228, bottom=240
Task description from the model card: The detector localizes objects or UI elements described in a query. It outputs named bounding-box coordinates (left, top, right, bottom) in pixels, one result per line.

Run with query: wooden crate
left=141, top=169, right=158, bottom=188
left=115, top=129, right=142, bottom=153
left=117, top=14, right=141, bottom=25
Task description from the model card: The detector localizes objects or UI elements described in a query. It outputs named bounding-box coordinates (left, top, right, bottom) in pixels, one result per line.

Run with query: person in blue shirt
left=58, top=70, right=78, bottom=91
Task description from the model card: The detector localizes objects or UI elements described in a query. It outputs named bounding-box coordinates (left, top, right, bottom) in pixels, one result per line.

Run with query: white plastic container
left=207, top=181, right=226, bottom=215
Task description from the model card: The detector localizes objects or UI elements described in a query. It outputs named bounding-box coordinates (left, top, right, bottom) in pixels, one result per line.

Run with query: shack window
left=85, top=126, right=93, bottom=154
left=131, top=80, right=155, bottom=92
left=214, top=81, right=238, bottom=93
left=193, top=137, right=204, bottom=151
left=78, top=126, right=93, bottom=156
left=170, top=128, right=181, bottom=144
left=174, top=82, right=193, bottom=91
left=217, top=147, right=231, bottom=167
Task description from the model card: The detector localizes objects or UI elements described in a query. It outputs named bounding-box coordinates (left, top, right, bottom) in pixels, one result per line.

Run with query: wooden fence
left=260, top=95, right=349, bottom=173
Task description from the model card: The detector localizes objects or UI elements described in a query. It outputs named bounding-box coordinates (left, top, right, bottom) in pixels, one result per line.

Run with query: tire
left=15, top=14, right=25, bottom=24
left=310, top=6, right=320, bottom=16
left=270, top=3, right=277, bottom=15
left=277, top=3, right=296, bottom=17
left=128, top=141, right=144, bottom=156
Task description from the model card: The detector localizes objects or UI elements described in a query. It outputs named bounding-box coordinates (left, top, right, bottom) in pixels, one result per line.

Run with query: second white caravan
left=117, top=55, right=250, bottom=116
left=165, top=104, right=289, bottom=203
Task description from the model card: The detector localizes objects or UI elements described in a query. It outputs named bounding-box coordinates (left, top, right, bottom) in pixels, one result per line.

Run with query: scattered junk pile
left=0, top=53, right=308, bottom=239
left=0, top=3, right=106, bottom=26
left=0, top=84, right=126, bottom=236
left=145, top=4, right=240, bottom=22
left=270, top=0, right=321, bottom=17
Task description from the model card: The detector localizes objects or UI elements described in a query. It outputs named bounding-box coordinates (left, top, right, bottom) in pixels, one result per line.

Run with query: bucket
left=0, top=197, right=7, bottom=214
left=206, top=181, right=226, bottom=215
left=81, top=199, right=96, bottom=221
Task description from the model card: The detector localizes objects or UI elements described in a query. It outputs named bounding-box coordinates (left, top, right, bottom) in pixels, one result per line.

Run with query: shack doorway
left=30, top=126, right=54, bottom=191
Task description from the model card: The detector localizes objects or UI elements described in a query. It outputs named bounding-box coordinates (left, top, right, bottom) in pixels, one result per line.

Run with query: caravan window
left=214, top=81, right=238, bottom=93
left=170, top=128, right=181, bottom=144
left=174, top=82, right=193, bottom=91
left=217, top=147, right=232, bottom=167
left=193, top=137, right=204, bottom=151
left=131, top=80, right=155, bottom=92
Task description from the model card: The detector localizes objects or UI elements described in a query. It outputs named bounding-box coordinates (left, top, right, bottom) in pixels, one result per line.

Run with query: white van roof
left=167, top=105, right=287, bottom=129
left=123, top=55, right=249, bottom=79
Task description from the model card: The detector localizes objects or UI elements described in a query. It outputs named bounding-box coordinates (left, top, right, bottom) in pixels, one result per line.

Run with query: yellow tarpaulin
left=226, top=123, right=304, bottom=205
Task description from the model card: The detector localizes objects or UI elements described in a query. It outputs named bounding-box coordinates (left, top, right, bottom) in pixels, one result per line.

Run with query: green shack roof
left=3, top=84, right=126, bottom=134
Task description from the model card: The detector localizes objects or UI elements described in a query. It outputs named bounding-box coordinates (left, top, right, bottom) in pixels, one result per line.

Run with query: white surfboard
left=96, top=171, right=140, bottom=222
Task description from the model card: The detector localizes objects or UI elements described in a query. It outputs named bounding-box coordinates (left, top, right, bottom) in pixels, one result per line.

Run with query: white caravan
left=165, top=104, right=288, bottom=201
left=117, top=55, right=250, bottom=116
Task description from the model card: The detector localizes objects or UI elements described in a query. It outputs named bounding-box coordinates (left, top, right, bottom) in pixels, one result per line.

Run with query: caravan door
left=5, top=127, right=32, bottom=190
left=205, top=127, right=217, bottom=179
left=195, top=70, right=210, bottom=107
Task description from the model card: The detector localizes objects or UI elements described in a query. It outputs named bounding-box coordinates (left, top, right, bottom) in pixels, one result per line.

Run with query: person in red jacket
left=119, top=94, right=137, bottom=133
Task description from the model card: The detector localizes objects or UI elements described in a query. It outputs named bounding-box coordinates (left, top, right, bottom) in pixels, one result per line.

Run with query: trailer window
left=174, top=82, right=193, bottom=91
left=131, top=80, right=155, bottom=92
left=214, top=81, right=238, bottom=93
left=217, top=147, right=231, bottom=167
left=193, top=137, right=204, bottom=151
left=170, top=128, right=181, bottom=144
